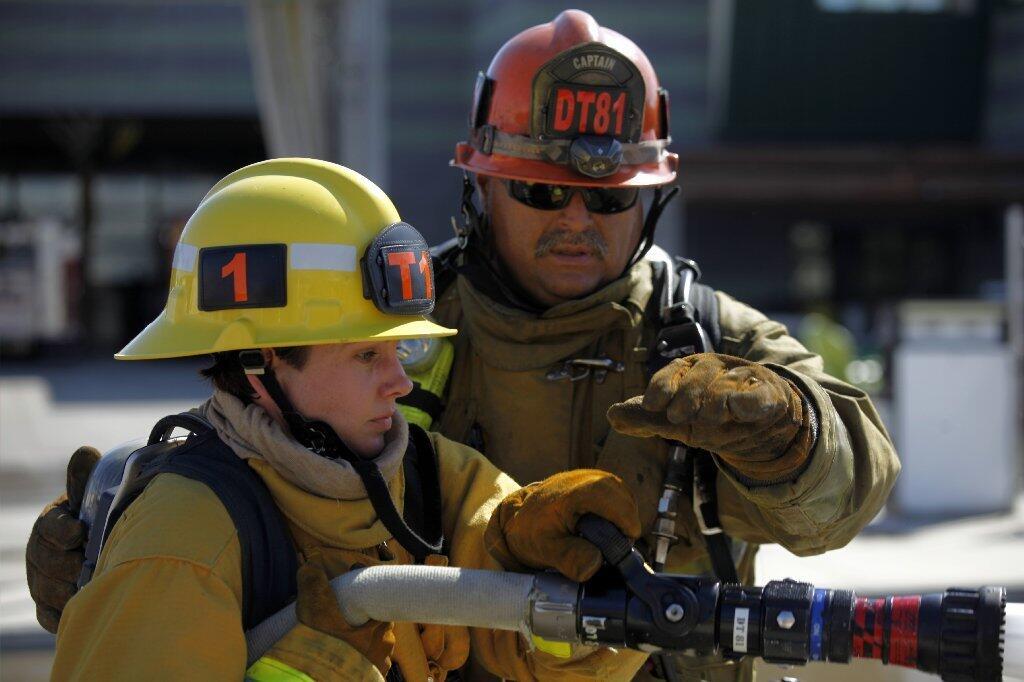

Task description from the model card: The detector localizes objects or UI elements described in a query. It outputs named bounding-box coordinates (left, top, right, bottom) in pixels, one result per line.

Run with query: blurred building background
left=1, top=1, right=1023, bottom=680
left=2, top=0, right=1023, bottom=351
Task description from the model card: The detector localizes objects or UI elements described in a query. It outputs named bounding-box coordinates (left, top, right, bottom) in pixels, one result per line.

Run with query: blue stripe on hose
left=810, top=589, right=827, bottom=661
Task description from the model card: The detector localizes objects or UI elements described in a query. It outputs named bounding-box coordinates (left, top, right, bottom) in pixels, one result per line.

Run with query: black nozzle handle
left=576, top=513, right=635, bottom=567
left=576, top=513, right=700, bottom=640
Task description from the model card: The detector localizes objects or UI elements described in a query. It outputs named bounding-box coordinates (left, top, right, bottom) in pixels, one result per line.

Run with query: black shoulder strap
left=429, top=237, right=461, bottom=303
left=687, top=282, right=721, bottom=352
left=146, top=412, right=217, bottom=446
left=645, top=256, right=739, bottom=584
left=401, top=424, right=446, bottom=557
left=159, top=435, right=299, bottom=629
left=688, top=453, right=740, bottom=584
left=397, top=385, right=444, bottom=424
left=646, top=257, right=720, bottom=376
left=101, top=417, right=298, bottom=631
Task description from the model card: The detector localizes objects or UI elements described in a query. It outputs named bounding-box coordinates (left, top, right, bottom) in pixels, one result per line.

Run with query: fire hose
left=246, top=515, right=1022, bottom=681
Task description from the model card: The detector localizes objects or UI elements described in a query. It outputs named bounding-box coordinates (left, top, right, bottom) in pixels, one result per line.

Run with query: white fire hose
left=244, top=565, right=1024, bottom=681
left=245, top=565, right=577, bottom=667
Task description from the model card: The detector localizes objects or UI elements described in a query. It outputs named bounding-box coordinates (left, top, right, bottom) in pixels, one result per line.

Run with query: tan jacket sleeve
left=432, top=433, right=649, bottom=681
left=710, top=292, right=901, bottom=556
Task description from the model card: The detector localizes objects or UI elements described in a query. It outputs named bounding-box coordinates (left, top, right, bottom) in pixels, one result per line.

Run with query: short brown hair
left=200, top=346, right=311, bottom=404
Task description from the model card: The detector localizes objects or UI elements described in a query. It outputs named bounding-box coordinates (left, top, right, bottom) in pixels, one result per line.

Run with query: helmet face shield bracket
left=360, top=222, right=436, bottom=316
left=657, top=86, right=671, bottom=140
left=470, top=71, right=495, bottom=132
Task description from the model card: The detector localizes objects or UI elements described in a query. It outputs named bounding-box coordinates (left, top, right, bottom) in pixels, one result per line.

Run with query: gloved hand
left=606, top=353, right=815, bottom=482
left=485, top=469, right=641, bottom=582
left=26, top=446, right=100, bottom=633
left=295, top=558, right=396, bottom=676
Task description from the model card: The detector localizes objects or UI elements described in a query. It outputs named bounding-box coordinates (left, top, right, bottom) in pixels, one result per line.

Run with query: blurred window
left=816, top=0, right=976, bottom=13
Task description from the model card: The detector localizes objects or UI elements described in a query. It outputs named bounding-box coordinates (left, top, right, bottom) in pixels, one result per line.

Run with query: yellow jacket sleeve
left=51, top=473, right=383, bottom=682
left=431, top=432, right=649, bottom=681
left=711, top=291, right=902, bottom=556
left=52, top=474, right=248, bottom=680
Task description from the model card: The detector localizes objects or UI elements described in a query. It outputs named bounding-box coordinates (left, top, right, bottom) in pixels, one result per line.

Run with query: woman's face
left=268, top=341, right=414, bottom=457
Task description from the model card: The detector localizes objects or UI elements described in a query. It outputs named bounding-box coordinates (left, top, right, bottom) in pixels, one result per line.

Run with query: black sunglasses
left=504, top=179, right=639, bottom=214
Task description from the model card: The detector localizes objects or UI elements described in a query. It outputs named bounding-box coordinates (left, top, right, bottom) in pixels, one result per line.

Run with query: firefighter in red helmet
left=450, top=9, right=681, bottom=309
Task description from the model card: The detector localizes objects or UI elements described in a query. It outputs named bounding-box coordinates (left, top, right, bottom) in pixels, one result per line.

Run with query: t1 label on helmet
left=381, top=245, right=433, bottom=306
left=547, top=84, right=629, bottom=138
left=361, top=222, right=436, bottom=316
left=198, top=244, right=287, bottom=311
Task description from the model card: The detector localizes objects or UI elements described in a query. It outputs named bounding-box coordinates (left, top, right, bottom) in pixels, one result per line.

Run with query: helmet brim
left=116, top=313, right=456, bottom=361
left=452, top=145, right=678, bottom=188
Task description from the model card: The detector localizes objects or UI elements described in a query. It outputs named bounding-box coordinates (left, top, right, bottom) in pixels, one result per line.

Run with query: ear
left=244, top=352, right=287, bottom=426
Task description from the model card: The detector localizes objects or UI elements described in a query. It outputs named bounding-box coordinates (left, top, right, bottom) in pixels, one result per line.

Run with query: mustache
left=534, top=229, right=609, bottom=258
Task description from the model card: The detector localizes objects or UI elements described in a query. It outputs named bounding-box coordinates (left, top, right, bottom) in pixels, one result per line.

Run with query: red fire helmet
left=453, top=10, right=677, bottom=188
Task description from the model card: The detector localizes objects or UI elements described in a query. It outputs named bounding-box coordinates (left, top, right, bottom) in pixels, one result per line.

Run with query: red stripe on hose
left=852, top=598, right=865, bottom=656
left=852, top=597, right=885, bottom=660
left=889, top=596, right=921, bottom=667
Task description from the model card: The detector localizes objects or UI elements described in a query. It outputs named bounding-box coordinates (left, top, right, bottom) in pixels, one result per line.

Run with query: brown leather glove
left=485, top=469, right=642, bottom=582
left=295, top=558, right=396, bottom=675
left=607, top=353, right=816, bottom=482
left=26, top=446, right=100, bottom=633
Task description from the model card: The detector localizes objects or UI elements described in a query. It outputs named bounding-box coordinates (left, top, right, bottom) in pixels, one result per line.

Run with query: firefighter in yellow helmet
left=50, top=158, right=649, bottom=681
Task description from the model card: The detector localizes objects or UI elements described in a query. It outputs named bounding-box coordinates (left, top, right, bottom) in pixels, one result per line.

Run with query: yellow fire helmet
left=117, top=158, right=455, bottom=360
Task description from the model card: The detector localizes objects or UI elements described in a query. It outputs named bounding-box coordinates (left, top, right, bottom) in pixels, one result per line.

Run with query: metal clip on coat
left=545, top=357, right=625, bottom=383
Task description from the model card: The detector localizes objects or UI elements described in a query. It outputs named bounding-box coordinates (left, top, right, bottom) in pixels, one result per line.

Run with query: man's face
left=270, top=341, right=413, bottom=457
left=481, top=176, right=644, bottom=307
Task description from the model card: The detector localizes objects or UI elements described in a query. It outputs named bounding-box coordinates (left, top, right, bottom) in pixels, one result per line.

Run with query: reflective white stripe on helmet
left=171, top=242, right=198, bottom=272
left=289, top=243, right=357, bottom=271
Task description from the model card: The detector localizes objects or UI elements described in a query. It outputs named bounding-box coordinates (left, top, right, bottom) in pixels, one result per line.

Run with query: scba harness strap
left=81, top=413, right=298, bottom=631
left=646, top=254, right=740, bottom=585
left=81, top=412, right=448, bottom=633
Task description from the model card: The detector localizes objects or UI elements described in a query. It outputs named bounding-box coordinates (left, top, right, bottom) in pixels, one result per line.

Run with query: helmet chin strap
left=238, top=350, right=344, bottom=456
left=453, top=172, right=553, bottom=312
left=236, top=349, right=444, bottom=561
left=625, top=184, right=680, bottom=272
